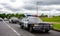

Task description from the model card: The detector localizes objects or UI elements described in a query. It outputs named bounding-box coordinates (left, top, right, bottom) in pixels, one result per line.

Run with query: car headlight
left=34, top=24, right=39, bottom=26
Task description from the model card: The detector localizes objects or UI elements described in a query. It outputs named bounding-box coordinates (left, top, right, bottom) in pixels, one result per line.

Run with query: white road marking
left=3, top=21, right=20, bottom=36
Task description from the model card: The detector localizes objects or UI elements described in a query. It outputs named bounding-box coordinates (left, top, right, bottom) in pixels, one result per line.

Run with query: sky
left=0, top=0, right=60, bottom=16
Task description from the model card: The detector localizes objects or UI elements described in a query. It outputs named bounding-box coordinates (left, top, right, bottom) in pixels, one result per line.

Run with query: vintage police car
left=9, top=17, right=19, bottom=23
left=19, top=16, right=53, bottom=33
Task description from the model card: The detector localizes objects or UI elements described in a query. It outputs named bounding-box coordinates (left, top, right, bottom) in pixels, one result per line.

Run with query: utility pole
left=36, top=2, right=38, bottom=16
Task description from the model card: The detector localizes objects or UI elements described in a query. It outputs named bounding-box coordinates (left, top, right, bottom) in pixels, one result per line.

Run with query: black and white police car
left=19, top=16, right=53, bottom=33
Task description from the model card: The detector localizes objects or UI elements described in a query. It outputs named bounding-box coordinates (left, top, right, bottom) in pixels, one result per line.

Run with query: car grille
left=39, top=23, right=50, bottom=28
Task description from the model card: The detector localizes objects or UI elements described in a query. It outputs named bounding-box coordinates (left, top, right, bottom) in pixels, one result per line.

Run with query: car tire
left=20, top=25, right=23, bottom=29
left=29, top=26, right=33, bottom=33
left=11, top=20, right=14, bottom=23
left=23, top=26, right=26, bottom=30
left=45, top=30, right=49, bottom=33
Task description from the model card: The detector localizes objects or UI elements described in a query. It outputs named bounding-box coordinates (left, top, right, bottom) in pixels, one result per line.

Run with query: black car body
left=19, top=17, right=53, bottom=33
left=4, top=18, right=8, bottom=21
left=9, top=17, right=19, bottom=23
left=0, top=18, right=3, bottom=21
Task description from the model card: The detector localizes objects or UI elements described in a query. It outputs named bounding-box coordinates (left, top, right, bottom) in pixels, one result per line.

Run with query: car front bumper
left=33, top=26, right=53, bottom=31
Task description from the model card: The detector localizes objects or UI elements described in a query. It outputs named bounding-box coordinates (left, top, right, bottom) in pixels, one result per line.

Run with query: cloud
left=36, top=0, right=60, bottom=5
left=0, top=0, right=25, bottom=12
left=23, top=0, right=60, bottom=11
left=0, top=0, right=60, bottom=16
left=23, top=4, right=37, bottom=10
left=10, top=0, right=16, bottom=2
left=56, top=9, right=60, bottom=11
left=5, top=6, right=22, bottom=12
left=27, top=0, right=60, bottom=5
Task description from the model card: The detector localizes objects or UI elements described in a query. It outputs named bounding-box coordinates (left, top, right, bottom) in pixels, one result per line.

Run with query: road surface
left=0, top=21, right=60, bottom=36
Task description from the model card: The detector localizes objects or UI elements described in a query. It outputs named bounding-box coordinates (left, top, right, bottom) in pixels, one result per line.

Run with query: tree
left=19, top=14, right=25, bottom=18
left=0, top=13, right=7, bottom=19
left=40, top=13, right=48, bottom=17
left=15, top=13, right=19, bottom=18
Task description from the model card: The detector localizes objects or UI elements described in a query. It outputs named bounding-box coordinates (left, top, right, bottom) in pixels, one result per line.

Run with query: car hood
left=28, top=22, right=52, bottom=25
left=28, top=21, right=42, bottom=24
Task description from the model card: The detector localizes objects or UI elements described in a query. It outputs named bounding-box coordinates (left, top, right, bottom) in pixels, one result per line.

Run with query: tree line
left=0, top=13, right=60, bottom=19
left=0, top=13, right=25, bottom=19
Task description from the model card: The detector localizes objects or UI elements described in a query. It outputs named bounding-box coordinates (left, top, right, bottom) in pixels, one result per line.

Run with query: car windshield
left=29, top=17, right=43, bottom=23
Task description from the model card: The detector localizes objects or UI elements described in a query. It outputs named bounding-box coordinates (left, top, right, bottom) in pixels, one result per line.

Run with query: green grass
left=53, top=24, right=60, bottom=30
left=40, top=17, right=60, bottom=30
left=41, top=17, right=60, bottom=22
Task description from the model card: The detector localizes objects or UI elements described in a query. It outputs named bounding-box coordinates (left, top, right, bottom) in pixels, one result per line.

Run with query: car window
left=22, top=18, right=25, bottom=21
left=28, top=17, right=42, bottom=23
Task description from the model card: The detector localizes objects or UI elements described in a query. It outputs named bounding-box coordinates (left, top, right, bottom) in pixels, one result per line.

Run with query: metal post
left=36, top=2, right=38, bottom=16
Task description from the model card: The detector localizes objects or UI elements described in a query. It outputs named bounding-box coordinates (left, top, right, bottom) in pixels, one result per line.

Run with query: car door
left=23, top=18, right=29, bottom=28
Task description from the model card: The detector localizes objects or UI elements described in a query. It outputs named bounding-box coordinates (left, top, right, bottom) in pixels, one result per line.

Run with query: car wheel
left=11, top=20, right=14, bottom=23
left=20, top=25, right=23, bottom=29
left=45, top=30, right=49, bottom=33
left=23, top=26, right=26, bottom=30
left=29, top=26, right=33, bottom=33
left=12, top=22, right=14, bottom=23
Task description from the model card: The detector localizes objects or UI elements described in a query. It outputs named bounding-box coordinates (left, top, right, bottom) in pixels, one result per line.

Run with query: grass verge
left=53, top=24, right=60, bottom=30
left=41, top=17, right=60, bottom=22
left=40, top=17, right=60, bottom=31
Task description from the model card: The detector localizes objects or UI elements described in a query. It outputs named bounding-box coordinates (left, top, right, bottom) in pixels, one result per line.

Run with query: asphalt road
left=0, top=21, right=60, bottom=36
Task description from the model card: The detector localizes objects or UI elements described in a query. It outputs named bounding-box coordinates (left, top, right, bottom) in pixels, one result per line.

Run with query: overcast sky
left=0, top=0, right=60, bottom=15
